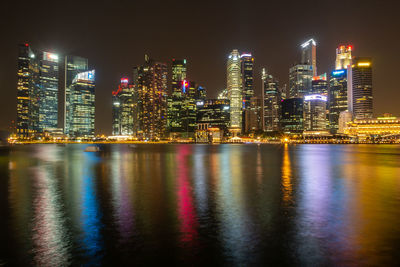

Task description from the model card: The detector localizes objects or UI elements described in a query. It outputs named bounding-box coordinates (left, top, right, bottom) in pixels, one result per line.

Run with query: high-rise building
left=241, top=53, right=254, bottom=133
left=329, top=69, right=348, bottom=134
left=301, top=39, right=317, bottom=76
left=289, top=64, right=313, bottom=98
left=351, top=57, right=373, bottom=119
left=182, top=80, right=197, bottom=136
left=133, top=55, right=168, bottom=140
left=38, top=51, right=59, bottom=131
left=168, top=59, right=187, bottom=134
left=195, top=85, right=206, bottom=102
left=245, top=96, right=263, bottom=133
left=112, top=78, right=136, bottom=136
left=67, top=70, right=95, bottom=138
left=65, top=56, right=88, bottom=134
left=196, top=99, right=230, bottom=132
left=281, top=98, right=304, bottom=134
left=303, top=94, right=328, bottom=131
left=312, top=73, right=328, bottom=95
left=16, top=43, right=60, bottom=138
left=261, top=68, right=281, bottom=132
left=16, top=43, right=40, bottom=139
left=227, top=49, right=242, bottom=133
left=217, top=89, right=228, bottom=100
left=335, top=45, right=352, bottom=70
left=241, top=53, right=254, bottom=109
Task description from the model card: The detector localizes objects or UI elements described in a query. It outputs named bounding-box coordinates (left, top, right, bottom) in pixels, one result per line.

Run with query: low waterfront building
left=344, top=115, right=400, bottom=137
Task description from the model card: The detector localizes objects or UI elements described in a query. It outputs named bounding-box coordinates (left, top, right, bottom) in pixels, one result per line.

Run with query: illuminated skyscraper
left=67, top=70, right=96, bottom=138
left=351, top=57, right=373, bottom=119
left=196, top=99, right=230, bottom=132
left=38, top=51, right=59, bottom=131
left=134, top=55, right=168, bottom=140
left=241, top=53, right=254, bottom=133
left=281, top=98, right=304, bottom=134
left=112, top=78, right=136, bottom=136
left=65, top=55, right=88, bottom=134
left=329, top=69, right=348, bottom=133
left=16, top=43, right=39, bottom=139
left=16, top=44, right=59, bottom=138
left=241, top=53, right=254, bottom=109
left=335, top=45, right=352, bottom=70
left=245, top=96, right=263, bottom=133
left=168, top=59, right=187, bottom=134
left=304, top=94, right=328, bottom=131
left=289, top=64, right=313, bottom=98
left=227, top=49, right=242, bottom=133
left=261, top=68, right=281, bottom=132
left=311, top=73, right=328, bottom=95
left=301, top=39, right=317, bottom=76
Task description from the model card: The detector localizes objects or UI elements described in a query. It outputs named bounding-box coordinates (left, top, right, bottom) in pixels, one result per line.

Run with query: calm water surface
left=0, top=144, right=399, bottom=266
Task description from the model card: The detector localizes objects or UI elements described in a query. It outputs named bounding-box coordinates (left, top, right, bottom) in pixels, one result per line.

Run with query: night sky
left=1, top=0, right=399, bottom=135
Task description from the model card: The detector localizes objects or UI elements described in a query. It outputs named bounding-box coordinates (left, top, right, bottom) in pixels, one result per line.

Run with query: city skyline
left=1, top=0, right=399, bottom=134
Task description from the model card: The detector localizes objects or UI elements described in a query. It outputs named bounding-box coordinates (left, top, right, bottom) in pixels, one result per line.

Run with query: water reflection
left=1, top=144, right=400, bottom=265
left=79, top=149, right=103, bottom=265
left=110, top=148, right=135, bottom=245
left=281, top=144, right=293, bottom=205
left=176, top=145, right=198, bottom=244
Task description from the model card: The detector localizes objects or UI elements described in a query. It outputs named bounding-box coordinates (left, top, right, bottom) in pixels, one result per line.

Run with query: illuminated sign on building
left=312, top=73, right=327, bottom=81
left=182, top=80, right=189, bottom=93
left=332, top=70, right=345, bottom=76
left=240, top=53, right=252, bottom=58
left=43, top=52, right=58, bottom=62
left=301, top=39, right=316, bottom=48
left=73, top=70, right=95, bottom=83
left=357, top=62, right=371, bottom=67
left=304, top=94, right=327, bottom=102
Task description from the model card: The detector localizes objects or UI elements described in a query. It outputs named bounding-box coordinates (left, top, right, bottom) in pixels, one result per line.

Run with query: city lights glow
left=332, top=70, right=345, bottom=76
left=304, top=94, right=327, bottom=101
left=358, top=62, right=371, bottom=67
left=301, top=38, right=317, bottom=48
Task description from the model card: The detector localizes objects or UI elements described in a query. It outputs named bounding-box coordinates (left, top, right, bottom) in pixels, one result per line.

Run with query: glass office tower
left=65, top=56, right=88, bottom=134
left=261, top=68, right=281, bottom=132
left=289, top=64, right=313, bottom=98
left=351, top=57, right=373, bottom=119
left=68, top=70, right=95, bottom=138
left=16, top=43, right=40, bottom=139
left=301, top=39, right=317, bottom=76
left=227, top=49, right=242, bottom=133
left=112, top=78, right=136, bottom=136
left=38, top=51, right=59, bottom=131
left=329, top=69, right=348, bottom=133
left=133, top=55, right=168, bottom=140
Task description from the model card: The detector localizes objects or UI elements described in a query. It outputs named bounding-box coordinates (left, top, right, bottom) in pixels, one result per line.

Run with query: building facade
left=301, top=39, right=317, bottom=76
left=67, top=70, right=96, bottom=138
left=133, top=55, right=168, bottom=140
left=196, top=99, right=230, bottom=133
left=281, top=98, right=304, bottom=134
left=303, top=94, right=328, bottom=131
left=261, top=68, right=281, bottom=132
left=312, top=73, right=328, bottom=95
left=245, top=96, right=263, bottom=133
left=329, top=69, right=348, bottom=134
left=335, top=45, right=352, bottom=70
left=227, top=49, right=242, bottom=133
left=65, top=55, right=88, bottom=134
left=352, top=57, right=373, bottom=119
left=38, top=52, right=59, bottom=131
left=112, top=78, right=136, bottom=136
left=289, top=64, right=313, bottom=98
left=16, top=43, right=40, bottom=139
